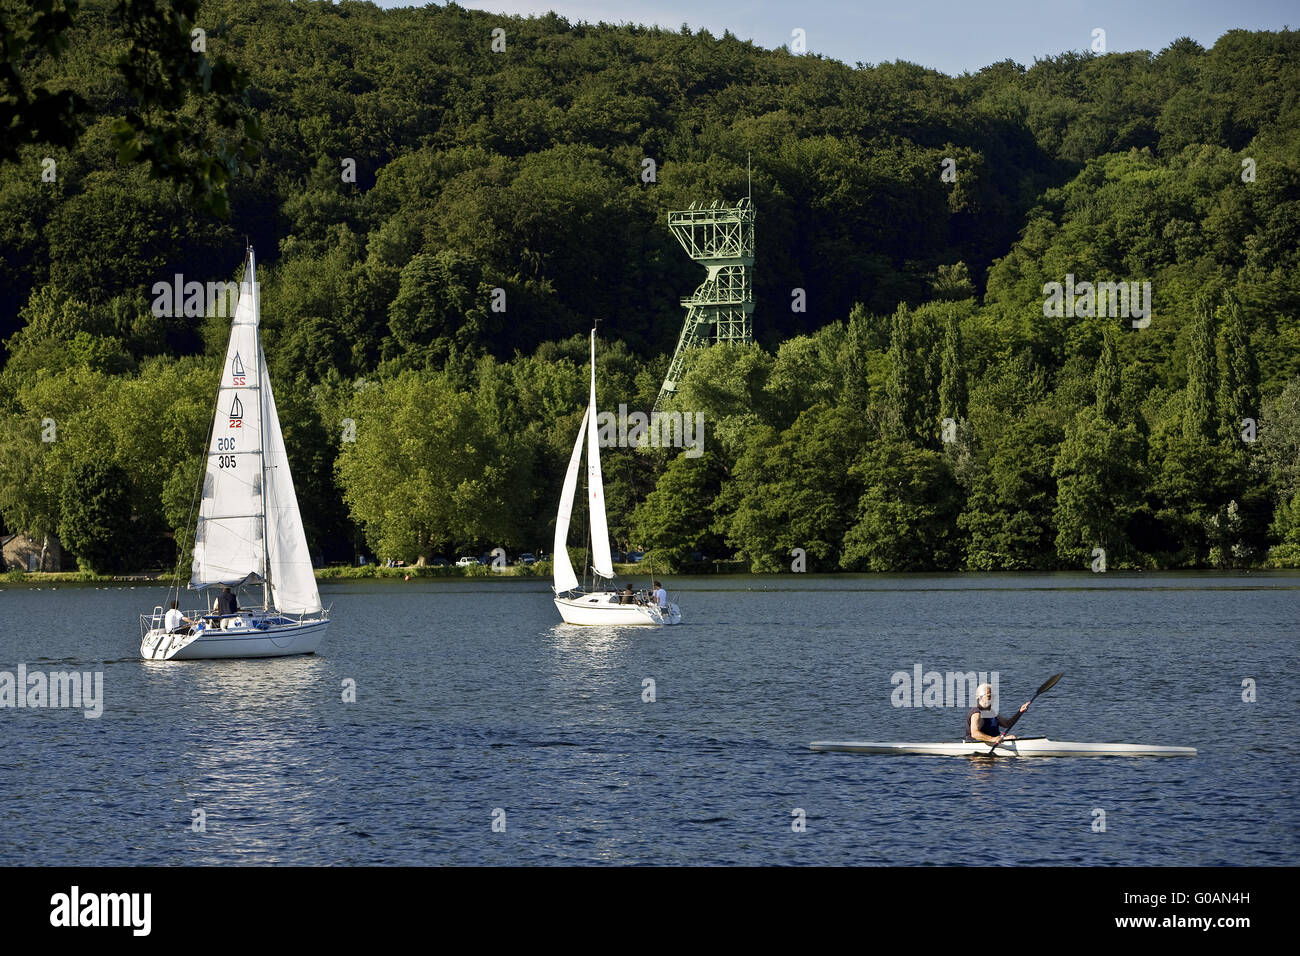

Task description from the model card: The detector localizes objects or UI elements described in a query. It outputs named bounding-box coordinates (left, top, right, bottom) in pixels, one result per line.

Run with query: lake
left=0, top=573, right=1295, bottom=865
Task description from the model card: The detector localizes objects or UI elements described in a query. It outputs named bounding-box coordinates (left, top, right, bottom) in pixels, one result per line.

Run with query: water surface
left=1, top=573, right=1295, bottom=865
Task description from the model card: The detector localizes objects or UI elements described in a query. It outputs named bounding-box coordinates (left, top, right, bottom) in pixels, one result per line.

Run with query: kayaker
left=965, top=682, right=1030, bottom=743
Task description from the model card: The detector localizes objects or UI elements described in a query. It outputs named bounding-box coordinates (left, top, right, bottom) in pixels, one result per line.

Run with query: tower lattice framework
left=655, top=197, right=755, bottom=410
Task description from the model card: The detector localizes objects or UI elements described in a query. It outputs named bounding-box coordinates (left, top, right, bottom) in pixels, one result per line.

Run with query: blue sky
left=373, top=0, right=1295, bottom=74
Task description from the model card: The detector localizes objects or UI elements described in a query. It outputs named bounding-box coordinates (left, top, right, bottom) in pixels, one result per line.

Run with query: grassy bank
left=314, top=558, right=751, bottom=579
left=2, top=557, right=752, bottom=585
left=2, top=569, right=166, bottom=584
left=315, top=562, right=552, bottom=579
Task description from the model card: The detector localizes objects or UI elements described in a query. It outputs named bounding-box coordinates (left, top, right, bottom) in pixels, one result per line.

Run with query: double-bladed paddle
left=987, top=671, right=1064, bottom=755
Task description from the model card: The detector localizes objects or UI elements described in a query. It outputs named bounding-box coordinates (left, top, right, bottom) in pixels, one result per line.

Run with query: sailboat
left=140, top=247, right=330, bottom=659
left=552, top=329, right=682, bottom=626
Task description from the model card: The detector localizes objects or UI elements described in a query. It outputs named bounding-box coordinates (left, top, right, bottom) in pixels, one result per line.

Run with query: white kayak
left=809, top=736, right=1197, bottom=757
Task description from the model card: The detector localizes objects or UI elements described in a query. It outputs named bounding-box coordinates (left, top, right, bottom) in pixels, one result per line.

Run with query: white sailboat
left=140, top=247, right=329, bottom=660
left=552, top=329, right=681, bottom=626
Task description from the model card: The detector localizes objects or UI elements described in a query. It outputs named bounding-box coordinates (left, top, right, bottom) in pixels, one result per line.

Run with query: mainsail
left=192, top=257, right=265, bottom=591
left=586, top=331, right=615, bottom=579
left=190, top=249, right=322, bottom=613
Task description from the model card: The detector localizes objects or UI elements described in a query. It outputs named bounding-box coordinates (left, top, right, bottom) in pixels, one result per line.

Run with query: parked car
left=610, top=550, right=627, bottom=563
left=628, top=551, right=645, bottom=563
left=429, top=557, right=450, bottom=567
left=518, top=553, right=537, bottom=565
left=455, top=556, right=477, bottom=567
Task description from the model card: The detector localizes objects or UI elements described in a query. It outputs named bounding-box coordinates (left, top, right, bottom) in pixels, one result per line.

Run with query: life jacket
left=966, top=706, right=1000, bottom=740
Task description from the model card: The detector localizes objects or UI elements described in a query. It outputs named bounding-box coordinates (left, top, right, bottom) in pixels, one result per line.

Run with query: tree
left=1260, top=376, right=1300, bottom=504
left=884, top=304, right=935, bottom=444
left=1183, top=294, right=1218, bottom=443
left=1, top=0, right=262, bottom=217
left=937, top=309, right=966, bottom=426
left=384, top=250, right=496, bottom=368
left=0, top=0, right=83, bottom=163
left=1217, top=293, right=1259, bottom=445
left=335, top=369, right=525, bottom=562
left=841, top=437, right=963, bottom=571
left=629, top=451, right=726, bottom=568
left=1267, top=490, right=1300, bottom=567
left=1052, top=407, right=1147, bottom=568
left=1148, top=427, right=1243, bottom=565
left=959, top=409, right=1064, bottom=570
left=57, top=460, right=134, bottom=573
left=721, top=404, right=865, bottom=572
left=1094, top=325, right=1121, bottom=423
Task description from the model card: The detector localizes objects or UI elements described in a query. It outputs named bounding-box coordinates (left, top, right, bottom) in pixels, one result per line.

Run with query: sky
left=371, top=0, right=1296, bottom=74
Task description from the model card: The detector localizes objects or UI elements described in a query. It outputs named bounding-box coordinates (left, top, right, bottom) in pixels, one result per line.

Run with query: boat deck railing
left=140, top=605, right=329, bottom=638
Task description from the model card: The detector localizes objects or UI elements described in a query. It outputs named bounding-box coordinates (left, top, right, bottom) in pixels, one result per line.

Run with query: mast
left=585, top=318, right=596, bottom=592
left=251, top=245, right=271, bottom=611
left=586, top=325, right=614, bottom=583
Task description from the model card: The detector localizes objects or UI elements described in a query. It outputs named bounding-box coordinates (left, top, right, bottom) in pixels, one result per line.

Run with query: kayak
left=808, top=736, right=1197, bottom=757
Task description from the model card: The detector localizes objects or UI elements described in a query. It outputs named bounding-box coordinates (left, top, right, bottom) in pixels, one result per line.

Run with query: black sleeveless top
left=966, top=706, right=1000, bottom=740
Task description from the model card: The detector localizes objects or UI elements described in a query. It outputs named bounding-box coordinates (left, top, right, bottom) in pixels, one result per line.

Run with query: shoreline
left=3, top=564, right=1298, bottom=587
left=0, top=560, right=748, bottom=585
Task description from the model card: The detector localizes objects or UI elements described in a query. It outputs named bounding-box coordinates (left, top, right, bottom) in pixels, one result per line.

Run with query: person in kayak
left=965, top=682, right=1031, bottom=743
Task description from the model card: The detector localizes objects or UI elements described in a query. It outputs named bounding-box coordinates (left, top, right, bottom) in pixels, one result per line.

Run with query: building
left=1, top=533, right=63, bottom=572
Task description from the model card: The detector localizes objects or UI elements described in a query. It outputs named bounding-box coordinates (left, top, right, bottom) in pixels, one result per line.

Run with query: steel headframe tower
left=654, top=196, right=756, bottom=410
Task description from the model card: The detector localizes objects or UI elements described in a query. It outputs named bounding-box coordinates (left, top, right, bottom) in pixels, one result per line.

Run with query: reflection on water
left=546, top=624, right=639, bottom=664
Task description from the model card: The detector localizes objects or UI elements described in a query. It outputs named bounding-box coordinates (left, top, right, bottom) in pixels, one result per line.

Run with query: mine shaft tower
left=654, top=196, right=756, bottom=410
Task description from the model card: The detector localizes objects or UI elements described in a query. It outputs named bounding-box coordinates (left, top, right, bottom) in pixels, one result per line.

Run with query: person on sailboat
left=620, top=584, right=635, bottom=605
left=965, top=683, right=1030, bottom=744
left=652, top=581, right=669, bottom=612
left=214, top=586, right=239, bottom=617
left=164, top=601, right=197, bottom=635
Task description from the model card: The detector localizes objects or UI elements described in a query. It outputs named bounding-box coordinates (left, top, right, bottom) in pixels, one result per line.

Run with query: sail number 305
left=216, top=435, right=238, bottom=468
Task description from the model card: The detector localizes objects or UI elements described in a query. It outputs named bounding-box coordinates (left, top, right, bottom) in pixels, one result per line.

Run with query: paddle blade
left=1036, top=672, right=1065, bottom=697
left=998, top=672, right=1064, bottom=739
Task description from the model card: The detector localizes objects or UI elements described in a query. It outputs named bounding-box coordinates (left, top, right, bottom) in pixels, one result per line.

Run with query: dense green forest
left=2, top=0, right=1299, bottom=574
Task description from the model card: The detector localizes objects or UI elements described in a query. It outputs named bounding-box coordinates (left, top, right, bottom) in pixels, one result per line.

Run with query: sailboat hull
left=555, top=592, right=681, bottom=626
left=141, top=616, right=329, bottom=660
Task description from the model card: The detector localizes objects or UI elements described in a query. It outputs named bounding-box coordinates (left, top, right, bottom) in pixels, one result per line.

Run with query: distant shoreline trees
left=1, top=6, right=1298, bottom=572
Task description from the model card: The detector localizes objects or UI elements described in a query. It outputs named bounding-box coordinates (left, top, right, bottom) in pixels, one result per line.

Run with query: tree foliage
left=2, top=8, right=1299, bottom=570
